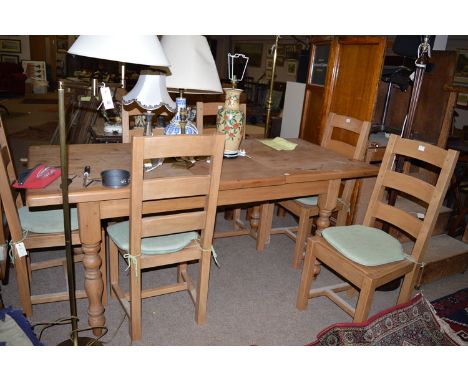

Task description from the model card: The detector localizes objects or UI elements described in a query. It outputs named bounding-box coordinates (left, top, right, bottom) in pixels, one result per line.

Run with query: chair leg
left=99, top=230, right=107, bottom=306
left=353, top=278, right=375, bottom=322
left=129, top=256, right=142, bottom=342
left=15, top=254, right=33, bottom=317
left=397, top=267, right=418, bottom=305
left=292, top=209, right=312, bottom=269
left=177, top=263, right=187, bottom=283
left=108, top=239, right=119, bottom=299
left=256, top=203, right=274, bottom=252
left=195, top=249, right=211, bottom=325
left=296, top=238, right=318, bottom=310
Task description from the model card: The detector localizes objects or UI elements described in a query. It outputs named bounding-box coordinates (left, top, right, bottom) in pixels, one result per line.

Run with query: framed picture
left=233, top=42, right=263, bottom=67
left=56, top=38, right=68, bottom=52
left=276, top=55, right=284, bottom=67
left=266, top=58, right=273, bottom=70
left=0, top=39, right=21, bottom=53
left=454, top=49, right=468, bottom=85
left=1, top=54, right=19, bottom=64
left=284, top=44, right=297, bottom=59
left=286, top=60, right=297, bottom=76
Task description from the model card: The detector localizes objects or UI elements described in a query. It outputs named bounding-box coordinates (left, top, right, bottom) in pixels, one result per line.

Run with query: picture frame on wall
left=286, top=60, right=297, bottom=76
left=0, top=39, right=21, bottom=53
left=454, top=49, right=468, bottom=85
left=266, top=58, right=273, bottom=70
left=56, top=38, right=68, bottom=52
left=233, top=42, right=263, bottom=67
left=1, top=54, right=19, bottom=64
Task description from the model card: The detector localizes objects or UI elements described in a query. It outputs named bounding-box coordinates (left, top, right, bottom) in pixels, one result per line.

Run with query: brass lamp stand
left=57, top=81, right=103, bottom=346
left=264, top=35, right=280, bottom=138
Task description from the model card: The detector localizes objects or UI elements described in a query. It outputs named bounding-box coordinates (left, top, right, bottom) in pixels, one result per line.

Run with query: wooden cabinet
left=299, top=36, right=386, bottom=144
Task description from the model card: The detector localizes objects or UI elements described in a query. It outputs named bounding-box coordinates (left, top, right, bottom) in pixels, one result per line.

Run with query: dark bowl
left=100, top=169, right=130, bottom=188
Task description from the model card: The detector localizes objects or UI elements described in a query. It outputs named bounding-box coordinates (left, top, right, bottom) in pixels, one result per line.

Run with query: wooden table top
left=26, top=138, right=379, bottom=207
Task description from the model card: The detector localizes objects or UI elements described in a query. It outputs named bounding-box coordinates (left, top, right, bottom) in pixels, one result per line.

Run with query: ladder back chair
left=107, top=133, right=225, bottom=341
left=0, top=119, right=107, bottom=317
left=296, top=134, right=459, bottom=322
left=259, top=112, right=371, bottom=268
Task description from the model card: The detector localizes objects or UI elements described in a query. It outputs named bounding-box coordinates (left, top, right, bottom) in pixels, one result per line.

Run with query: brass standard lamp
left=59, top=35, right=173, bottom=345
left=264, top=35, right=280, bottom=138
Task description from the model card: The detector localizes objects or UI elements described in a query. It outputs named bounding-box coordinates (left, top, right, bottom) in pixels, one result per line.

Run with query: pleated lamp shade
left=122, top=72, right=176, bottom=111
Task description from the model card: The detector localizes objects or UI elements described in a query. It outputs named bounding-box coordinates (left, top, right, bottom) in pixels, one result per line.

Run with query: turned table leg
left=78, top=202, right=105, bottom=336
left=314, top=179, right=341, bottom=276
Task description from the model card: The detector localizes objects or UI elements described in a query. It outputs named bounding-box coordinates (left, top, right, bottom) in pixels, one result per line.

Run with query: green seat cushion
left=107, top=220, right=199, bottom=255
left=322, top=225, right=405, bottom=266
left=18, top=206, right=79, bottom=234
left=295, top=196, right=318, bottom=205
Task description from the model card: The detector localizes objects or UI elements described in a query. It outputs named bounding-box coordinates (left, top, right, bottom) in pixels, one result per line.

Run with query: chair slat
left=393, top=137, right=448, bottom=168
left=382, top=171, right=435, bottom=204
left=373, top=200, right=422, bottom=239
left=327, top=140, right=356, bottom=159
left=141, top=134, right=220, bottom=158
left=141, top=211, right=206, bottom=238
left=142, top=176, right=211, bottom=200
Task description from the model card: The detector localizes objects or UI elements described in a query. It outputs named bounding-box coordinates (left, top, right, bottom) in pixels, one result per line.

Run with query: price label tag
left=100, top=86, right=114, bottom=110
left=15, top=242, right=28, bottom=257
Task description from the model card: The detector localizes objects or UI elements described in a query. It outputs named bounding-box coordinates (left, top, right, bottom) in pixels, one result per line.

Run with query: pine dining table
left=26, top=137, right=379, bottom=335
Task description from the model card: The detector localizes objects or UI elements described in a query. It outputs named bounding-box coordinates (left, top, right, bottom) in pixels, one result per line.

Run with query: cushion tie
left=8, top=229, right=29, bottom=264
left=123, top=253, right=139, bottom=278
left=203, top=245, right=220, bottom=268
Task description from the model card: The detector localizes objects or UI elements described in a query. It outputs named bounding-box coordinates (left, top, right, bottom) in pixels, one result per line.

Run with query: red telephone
left=13, top=164, right=61, bottom=189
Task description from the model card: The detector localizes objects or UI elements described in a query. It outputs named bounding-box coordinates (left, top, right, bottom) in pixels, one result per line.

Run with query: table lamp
left=68, top=35, right=176, bottom=137
left=160, top=35, right=222, bottom=134
left=216, top=52, right=249, bottom=158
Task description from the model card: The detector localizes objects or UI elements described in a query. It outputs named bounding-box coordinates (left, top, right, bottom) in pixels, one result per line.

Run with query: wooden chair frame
left=0, top=117, right=106, bottom=316
left=260, top=112, right=371, bottom=268
left=296, top=134, right=459, bottom=322
left=108, top=133, right=224, bottom=341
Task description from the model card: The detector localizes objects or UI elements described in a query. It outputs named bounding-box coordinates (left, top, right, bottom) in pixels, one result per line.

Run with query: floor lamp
left=264, top=36, right=280, bottom=138
left=58, top=35, right=173, bottom=345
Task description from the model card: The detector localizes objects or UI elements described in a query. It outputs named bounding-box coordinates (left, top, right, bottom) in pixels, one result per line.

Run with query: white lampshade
left=122, top=72, right=176, bottom=112
left=68, top=35, right=170, bottom=67
left=160, top=35, right=222, bottom=94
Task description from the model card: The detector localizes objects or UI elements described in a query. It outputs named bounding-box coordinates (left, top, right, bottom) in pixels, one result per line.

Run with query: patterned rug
left=309, top=293, right=463, bottom=346
left=431, top=288, right=468, bottom=343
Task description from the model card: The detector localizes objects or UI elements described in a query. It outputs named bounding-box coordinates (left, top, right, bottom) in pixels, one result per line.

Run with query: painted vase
left=165, top=97, right=198, bottom=135
left=216, top=88, right=245, bottom=158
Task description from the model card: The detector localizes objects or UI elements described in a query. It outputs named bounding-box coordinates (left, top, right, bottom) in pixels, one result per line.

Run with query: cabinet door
left=300, top=36, right=386, bottom=145
left=299, top=38, right=334, bottom=144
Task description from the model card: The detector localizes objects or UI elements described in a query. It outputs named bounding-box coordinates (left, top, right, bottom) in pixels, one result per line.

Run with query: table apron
left=99, top=180, right=331, bottom=219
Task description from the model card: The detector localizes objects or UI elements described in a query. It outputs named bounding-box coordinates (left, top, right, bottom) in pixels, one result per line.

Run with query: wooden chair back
left=195, top=101, right=247, bottom=136
left=363, top=134, right=459, bottom=265
left=0, top=129, right=90, bottom=316
left=321, top=112, right=371, bottom=225
left=130, top=133, right=225, bottom=258
left=321, top=112, right=371, bottom=160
